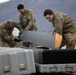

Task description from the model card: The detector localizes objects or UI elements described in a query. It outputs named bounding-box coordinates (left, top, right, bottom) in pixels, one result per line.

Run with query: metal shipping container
left=0, top=47, right=35, bottom=75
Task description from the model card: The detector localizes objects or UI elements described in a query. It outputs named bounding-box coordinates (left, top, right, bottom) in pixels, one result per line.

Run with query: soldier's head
left=17, top=4, right=25, bottom=14
left=44, top=9, right=54, bottom=22
left=6, top=20, right=13, bottom=28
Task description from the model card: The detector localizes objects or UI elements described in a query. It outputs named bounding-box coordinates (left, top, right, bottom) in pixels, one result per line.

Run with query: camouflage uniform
left=52, top=12, right=76, bottom=49
left=0, top=20, right=23, bottom=47
left=19, top=9, right=38, bottom=47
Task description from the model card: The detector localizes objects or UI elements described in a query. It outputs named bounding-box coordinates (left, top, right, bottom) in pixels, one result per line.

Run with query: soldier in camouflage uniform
left=0, top=20, right=23, bottom=47
left=44, top=9, right=76, bottom=49
left=17, top=4, right=38, bottom=47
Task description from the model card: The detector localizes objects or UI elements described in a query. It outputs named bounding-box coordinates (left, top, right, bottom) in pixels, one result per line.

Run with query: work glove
left=13, top=37, right=22, bottom=42
left=18, top=32, right=22, bottom=40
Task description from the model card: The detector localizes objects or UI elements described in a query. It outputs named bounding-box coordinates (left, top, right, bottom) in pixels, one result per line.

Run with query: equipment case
left=0, top=47, right=35, bottom=75
left=32, top=48, right=76, bottom=73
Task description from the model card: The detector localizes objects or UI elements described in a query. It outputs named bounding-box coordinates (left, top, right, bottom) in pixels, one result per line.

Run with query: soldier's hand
left=18, top=32, right=22, bottom=39
left=13, top=37, right=22, bottom=42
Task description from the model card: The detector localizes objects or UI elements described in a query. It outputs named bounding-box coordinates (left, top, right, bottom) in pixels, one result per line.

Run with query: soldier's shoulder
left=27, top=9, right=33, bottom=14
left=27, top=9, right=33, bottom=12
left=54, top=12, right=65, bottom=19
left=0, top=21, right=7, bottom=26
left=54, top=12, right=64, bottom=15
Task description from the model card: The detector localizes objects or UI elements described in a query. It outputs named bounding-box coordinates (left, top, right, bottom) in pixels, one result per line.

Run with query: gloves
left=13, top=37, right=22, bottom=42
left=18, top=32, right=22, bottom=39
left=13, top=32, right=22, bottom=42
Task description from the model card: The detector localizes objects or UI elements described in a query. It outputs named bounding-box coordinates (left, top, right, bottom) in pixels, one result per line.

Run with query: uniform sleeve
left=25, top=10, right=35, bottom=30
left=0, top=30, right=13, bottom=41
left=5, top=34, right=13, bottom=41
left=54, top=17, right=63, bottom=35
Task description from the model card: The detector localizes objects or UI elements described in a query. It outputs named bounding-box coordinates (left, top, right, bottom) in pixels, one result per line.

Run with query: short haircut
left=17, top=4, right=24, bottom=10
left=44, top=9, right=54, bottom=16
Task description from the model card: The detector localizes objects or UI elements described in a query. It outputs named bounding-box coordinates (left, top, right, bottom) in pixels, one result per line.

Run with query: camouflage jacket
left=19, top=9, right=38, bottom=31
left=0, top=20, right=23, bottom=41
left=52, top=12, right=76, bottom=35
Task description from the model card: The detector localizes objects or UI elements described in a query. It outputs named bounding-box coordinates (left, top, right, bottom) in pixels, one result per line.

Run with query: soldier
left=17, top=4, right=38, bottom=47
left=0, top=20, right=23, bottom=47
left=44, top=9, right=76, bottom=49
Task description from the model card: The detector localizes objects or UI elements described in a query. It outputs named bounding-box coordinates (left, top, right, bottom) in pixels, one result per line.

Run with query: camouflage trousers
left=0, top=39, right=16, bottom=47
left=60, top=33, right=76, bottom=49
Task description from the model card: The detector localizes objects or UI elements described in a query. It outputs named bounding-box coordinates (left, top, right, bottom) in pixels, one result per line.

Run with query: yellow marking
left=19, top=64, right=25, bottom=70
left=3, top=66, right=10, bottom=72
left=55, top=33, right=62, bottom=48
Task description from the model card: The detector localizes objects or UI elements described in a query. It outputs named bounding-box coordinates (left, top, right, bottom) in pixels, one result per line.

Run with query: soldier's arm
left=4, top=35, right=13, bottom=42
left=25, top=10, right=36, bottom=30
left=1, top=30, right=13, bottom=42
left=54, top=17, right=63, bottom=35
